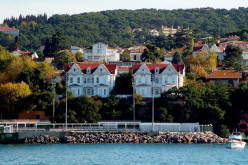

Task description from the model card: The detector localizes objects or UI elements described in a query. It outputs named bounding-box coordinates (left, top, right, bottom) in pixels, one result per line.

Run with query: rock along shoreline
left=21, top=132, right=227, bottom=144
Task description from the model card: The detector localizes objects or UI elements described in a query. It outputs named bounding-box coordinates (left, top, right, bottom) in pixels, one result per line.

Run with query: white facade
left=149, top=29, right=159, bottom=36
left=66, top=63, right=117, bottom=98
left=83, top=43, right=120, bottom=62
left=133, top=64, right=185, bottom=98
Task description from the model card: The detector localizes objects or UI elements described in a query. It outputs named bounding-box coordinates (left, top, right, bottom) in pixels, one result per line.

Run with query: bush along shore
left=21, top=132, right=228, bottom=144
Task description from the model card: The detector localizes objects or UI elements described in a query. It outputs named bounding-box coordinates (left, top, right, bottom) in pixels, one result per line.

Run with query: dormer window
left=87, top=67, right=91, bottom=74
left=155, top=67, right=159, bottom=74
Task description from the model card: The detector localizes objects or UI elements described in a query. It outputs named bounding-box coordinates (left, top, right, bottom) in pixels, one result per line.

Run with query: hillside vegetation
left=3, top=8, right=248, bottom=50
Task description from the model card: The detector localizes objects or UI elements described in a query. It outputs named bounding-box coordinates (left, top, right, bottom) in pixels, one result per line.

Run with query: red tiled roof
left=130, top=49, right=144, bottom=53
left=0, top=26, right=18, bottom=30
left=208, top=70, right=241, bottom=79
left=65, top=64, right=116, bottom=74
left=107, top=46, right=116, bottom=50
left=193, top=45, right=204, bottom=51
left=117, top=67, right=131, bottom=71
left=219, top=36, right=240, bottom=41
left=162, top=26, right=172, bottom=29
left=105, top=64, right=117, bottom=74
left=172, top=64, right=185, bottom=74
left=217, top=46, right=226, bottom=51
left=132, top=64, right=184, bottom=74
left=165, top=53, right=174, bottom=56
left=220, top=41, right=248, bottom=45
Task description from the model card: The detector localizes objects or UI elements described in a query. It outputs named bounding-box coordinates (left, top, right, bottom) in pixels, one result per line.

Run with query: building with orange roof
left=0, top=26, right=19, bottom=37
left=128, top=46, right=146, bottom=61
left=207, top=70, right=241, bottom=86
left=218, top=35, right=240, bottom=43
left=83, top=43, right=120, bottom=62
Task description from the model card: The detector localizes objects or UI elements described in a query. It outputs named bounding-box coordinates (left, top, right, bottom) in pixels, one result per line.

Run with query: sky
left=1, top=0, right=248, bottom=23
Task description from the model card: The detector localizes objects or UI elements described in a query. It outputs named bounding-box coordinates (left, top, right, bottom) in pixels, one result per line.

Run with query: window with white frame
left=97, top=77, right=99, bottom=83
left=77, top=77, right=80, bottom=83
left=84, top=78, right=86, bottom=83
left=87, top=77, right=91, bottom=83
left=70, top=77, right=73, bottom=83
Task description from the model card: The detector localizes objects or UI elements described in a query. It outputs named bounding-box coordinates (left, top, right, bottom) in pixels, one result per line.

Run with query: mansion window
left=87, top=68, right=91, bottom=74
left=70, top=77, right=73, bottom=83
left=104, top=89, right=107, bottom=95
left=155, top=77, right=159, bottom=83
left=77, top=77, right=80, bottom=83
left=155, top=89, right=160, bottom=95
left=155, top=67, right=159, bottom=74
left=134, top=55, right=136, bottom=60
left=84, top=78, right=86, bottom=83
left=87, top=89, right=91, bottom=95
left=87, top=78, right=91, bottom=83
left=97, top=77, right=99, bottom=83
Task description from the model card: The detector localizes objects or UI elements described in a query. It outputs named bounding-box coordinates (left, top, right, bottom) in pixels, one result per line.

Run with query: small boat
left=227, top=132, right=246, bottom=149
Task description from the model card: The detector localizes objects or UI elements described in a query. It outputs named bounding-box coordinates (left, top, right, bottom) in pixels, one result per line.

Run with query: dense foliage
left=3, top=8, right=248, bottom=50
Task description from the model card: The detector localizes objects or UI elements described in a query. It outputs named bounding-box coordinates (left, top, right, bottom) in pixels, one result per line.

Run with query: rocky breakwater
left=22, top=132, right=227, bottom=144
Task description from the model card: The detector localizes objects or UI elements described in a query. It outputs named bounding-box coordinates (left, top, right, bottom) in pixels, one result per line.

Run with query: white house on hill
left=132, top=63, right=185, bottom=98
left=83, top=43, right=120, bottom=62
left=65, top=63, right=117, bottom=97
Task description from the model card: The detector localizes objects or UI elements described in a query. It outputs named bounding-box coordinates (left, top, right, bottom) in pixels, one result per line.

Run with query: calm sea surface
left=0, top=143, right=247, bottom=165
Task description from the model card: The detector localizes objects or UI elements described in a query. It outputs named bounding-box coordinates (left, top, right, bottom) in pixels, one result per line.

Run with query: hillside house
left=132, top=64, right=185, bottom=98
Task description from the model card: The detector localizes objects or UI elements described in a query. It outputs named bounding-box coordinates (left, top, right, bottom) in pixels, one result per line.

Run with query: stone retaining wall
left=20, top=132, right=227, bottom=144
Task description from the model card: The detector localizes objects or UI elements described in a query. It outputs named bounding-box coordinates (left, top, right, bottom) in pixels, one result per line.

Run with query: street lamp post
left=52, top=82, right=56, bottom=126
left=65, top=72, right=68, bottom=130
left=151, top=74, right=155, bottom=132
left=132, top=79, right=135, bottom=127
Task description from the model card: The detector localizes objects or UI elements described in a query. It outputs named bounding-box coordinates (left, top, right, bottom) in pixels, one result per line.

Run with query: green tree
left=141, top=44, right=163, bottom=63
left=120, top=50, right=130, bottom=61
left=54, top=50, right=76, bottom=69
left=43, top=32, right=70, bottom=57
left=172, top=51, right=184, bottom=64
left=0, top=81, right=32, bottom=118
left=224, top=44, right=243, bottom=70
left=75, top=51, right=84, bottom=62
left=112, top=71, right=132, bottom=94
left=9, top=36, right=21, bottom=51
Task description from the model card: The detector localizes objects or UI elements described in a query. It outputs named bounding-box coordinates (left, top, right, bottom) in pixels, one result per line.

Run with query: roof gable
left=133, top=64, right=150, bottom=74
left=67, top=64, right=83, bottom=74
left=161, top=63, right=177, bottom=74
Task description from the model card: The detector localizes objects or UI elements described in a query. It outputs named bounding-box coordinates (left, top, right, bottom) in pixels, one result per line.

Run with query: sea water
left=0, top=144, right=247, bottom=165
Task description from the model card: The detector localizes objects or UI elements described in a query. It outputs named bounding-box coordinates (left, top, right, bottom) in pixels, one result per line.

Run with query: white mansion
left=83, top=43, right=120, bottom=62
left=65, top=63, right=117, bottom=98
left=133, top=64, right=185, bottom=98
left=65, top=63, right=185, bottom=98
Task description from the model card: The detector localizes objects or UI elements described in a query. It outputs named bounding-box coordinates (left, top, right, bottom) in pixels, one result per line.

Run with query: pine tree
left=172, top=51, right=184, bottom=64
